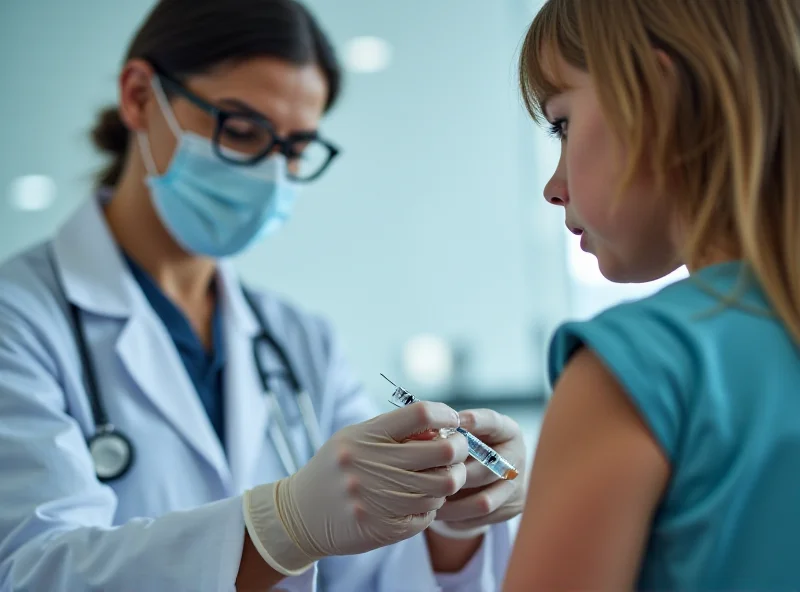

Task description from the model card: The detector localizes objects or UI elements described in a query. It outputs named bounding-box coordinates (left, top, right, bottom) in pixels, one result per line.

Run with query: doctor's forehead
left=185, top=56, right=329, bottom=131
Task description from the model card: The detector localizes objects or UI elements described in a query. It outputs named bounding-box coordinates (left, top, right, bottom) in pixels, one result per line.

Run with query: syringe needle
left=380, top=373, right=398, bottom=387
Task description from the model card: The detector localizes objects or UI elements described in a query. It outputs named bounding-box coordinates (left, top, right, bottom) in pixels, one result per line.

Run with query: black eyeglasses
left=155, top=70, right=340, bottom=183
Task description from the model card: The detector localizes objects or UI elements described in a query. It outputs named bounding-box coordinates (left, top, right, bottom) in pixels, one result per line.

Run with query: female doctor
left=0, top=0, right=526, bottom=590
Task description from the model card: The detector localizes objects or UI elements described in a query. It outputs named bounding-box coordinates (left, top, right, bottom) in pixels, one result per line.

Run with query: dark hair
left=91, top=0, right=341, bottom=188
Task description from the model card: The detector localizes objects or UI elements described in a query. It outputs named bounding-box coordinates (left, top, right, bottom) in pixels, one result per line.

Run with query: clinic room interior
left=0, top=0, right=699, bottom=585
left=1, top=0, right=688, bottom=454
left=10, top=0, right=800, bottom=588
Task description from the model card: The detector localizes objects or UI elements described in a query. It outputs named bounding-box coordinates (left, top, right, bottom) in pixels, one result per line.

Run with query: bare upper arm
left=503, top=347, right=671, bottom=591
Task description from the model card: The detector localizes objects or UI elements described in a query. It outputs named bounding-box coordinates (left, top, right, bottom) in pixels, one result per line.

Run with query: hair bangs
left=519, top=0, right=586, bottom=124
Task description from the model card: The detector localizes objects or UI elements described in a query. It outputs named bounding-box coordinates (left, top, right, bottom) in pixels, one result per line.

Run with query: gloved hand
left=243, top=401, right=470, bottom=575
left=428, top=409, right=527, bottom=539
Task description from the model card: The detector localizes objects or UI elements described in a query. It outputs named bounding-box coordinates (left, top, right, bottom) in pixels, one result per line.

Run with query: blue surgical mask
left=137, top=77, right=298, bottom=258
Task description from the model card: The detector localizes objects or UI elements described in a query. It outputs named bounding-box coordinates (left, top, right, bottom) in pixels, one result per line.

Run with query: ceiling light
left=8, top=175, right=57, bottom=211
left=402, top=333, right=454, bottom=389
left=343, top=36, right=392, bottom=74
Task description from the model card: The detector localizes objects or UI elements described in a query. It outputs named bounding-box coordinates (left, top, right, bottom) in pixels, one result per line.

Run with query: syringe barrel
left=456, top=427, right=518, bottom=481
left=389, top=386, right=417, bottom=407
left=386, top=377, right=518, bottom=481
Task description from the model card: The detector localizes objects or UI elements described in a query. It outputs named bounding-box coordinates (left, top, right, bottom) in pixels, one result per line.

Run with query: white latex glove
left=243, top=401, right=469, bottom=575
left=429, top=409, right=527, bottom=539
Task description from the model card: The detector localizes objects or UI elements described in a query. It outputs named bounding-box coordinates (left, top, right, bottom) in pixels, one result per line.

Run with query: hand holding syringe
left=381, top=374, right=519, bottom=481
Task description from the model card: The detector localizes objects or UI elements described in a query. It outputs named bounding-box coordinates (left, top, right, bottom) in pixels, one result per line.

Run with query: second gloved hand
left=428, top=409, right=527, bottom=539
left=244, top=401, right=470, bottom=575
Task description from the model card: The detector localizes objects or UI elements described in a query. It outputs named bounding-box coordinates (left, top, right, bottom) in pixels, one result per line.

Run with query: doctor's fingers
left=357, top=482, right=452, bottom=517
left=434, top=478, right=517, bottom=523
left=365, top=489, right=448, bottom=517
left=461, top=456, right=504, bottom=490
left=346, top=460, right=448, bottom=518
left=458, top=408, right=521, bottom=443
left=354, top=507, right=437, bottom=541
left=434, top=503, right=518, bottom=532
left=363, top=435, right=469, bottom=471
left=436, top=489, right=526, bottom=531
left=353, top=459, right=467, bottom=499
left=377, top=402, right=461, bottom=442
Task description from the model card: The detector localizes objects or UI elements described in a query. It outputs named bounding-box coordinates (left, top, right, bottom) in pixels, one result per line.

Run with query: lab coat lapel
left=53, top=196, right=231, bottom=488
left=115, top=307, right=230, bottom=486
left=218, top=263, right=270, bottom=494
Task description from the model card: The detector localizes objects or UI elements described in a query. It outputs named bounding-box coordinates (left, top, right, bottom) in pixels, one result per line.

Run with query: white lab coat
left=0, top=196, right=512, bottom=592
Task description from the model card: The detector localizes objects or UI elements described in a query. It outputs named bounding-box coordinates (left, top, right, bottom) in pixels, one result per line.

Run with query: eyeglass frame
left=150, top=64, right=341, bottom=183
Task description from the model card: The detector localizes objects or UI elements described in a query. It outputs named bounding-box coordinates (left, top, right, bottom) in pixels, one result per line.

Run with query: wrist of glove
left=428, top=519, right=490, bottom=540
left=243, top=480, right=319, bottom=576
left=243, top=401, right=470, bottom=576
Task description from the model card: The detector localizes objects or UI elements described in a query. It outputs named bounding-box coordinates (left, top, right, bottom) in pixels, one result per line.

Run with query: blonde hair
left=519, top=0, right=800, bottom=342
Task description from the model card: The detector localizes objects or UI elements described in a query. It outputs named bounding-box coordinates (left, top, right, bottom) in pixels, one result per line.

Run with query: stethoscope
left=50, top=247, right=324, bottom=483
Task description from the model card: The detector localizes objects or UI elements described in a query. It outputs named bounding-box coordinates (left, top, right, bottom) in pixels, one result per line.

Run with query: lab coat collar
left=53, top=193, right=261, bottom=339
left=52, top=194, right=233, bottom=488
left=52, top=192, right=135, bottom=318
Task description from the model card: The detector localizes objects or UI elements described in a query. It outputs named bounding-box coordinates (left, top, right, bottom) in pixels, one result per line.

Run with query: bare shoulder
left=503, top=347, right=670, bottom=591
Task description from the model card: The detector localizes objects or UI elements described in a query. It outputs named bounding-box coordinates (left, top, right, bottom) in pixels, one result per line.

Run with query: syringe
left=381, top=374, right=519, bottom=481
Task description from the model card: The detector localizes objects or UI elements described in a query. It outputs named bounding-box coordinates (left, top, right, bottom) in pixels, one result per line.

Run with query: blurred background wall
left=0, top=0, right=686, bottom=455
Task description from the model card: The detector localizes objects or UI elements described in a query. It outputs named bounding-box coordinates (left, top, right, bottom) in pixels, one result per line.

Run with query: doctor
left=0, top=0, right=526, bottom=590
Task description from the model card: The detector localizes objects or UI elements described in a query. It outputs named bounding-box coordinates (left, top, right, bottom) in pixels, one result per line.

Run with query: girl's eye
left=547, top=118, right=568, bottom=140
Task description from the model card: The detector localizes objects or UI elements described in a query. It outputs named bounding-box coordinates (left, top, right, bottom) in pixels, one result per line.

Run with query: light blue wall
left=0, top=0, right=570, bottom=402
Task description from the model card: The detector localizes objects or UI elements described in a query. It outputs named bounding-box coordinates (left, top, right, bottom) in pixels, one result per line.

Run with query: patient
left=505, top=0, right=800, bottom=590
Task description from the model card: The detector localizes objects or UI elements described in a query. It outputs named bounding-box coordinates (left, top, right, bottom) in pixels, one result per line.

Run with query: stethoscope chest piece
left=88, top=425, right=134, bottom=482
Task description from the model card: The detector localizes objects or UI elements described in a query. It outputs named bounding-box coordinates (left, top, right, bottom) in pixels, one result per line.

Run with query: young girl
left=504, top=0, right=800, bottom=589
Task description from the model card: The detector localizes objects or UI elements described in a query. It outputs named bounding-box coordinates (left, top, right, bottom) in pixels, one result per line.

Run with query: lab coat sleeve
left=318, top=319, right=514, bottom=591
left=0, top=301, right=247, bottom=592
left=375, top=521, right=515, bottom=592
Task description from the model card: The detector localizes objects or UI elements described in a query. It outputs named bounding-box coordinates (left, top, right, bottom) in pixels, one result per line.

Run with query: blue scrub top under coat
left=124, top=255, right=227, bottom=450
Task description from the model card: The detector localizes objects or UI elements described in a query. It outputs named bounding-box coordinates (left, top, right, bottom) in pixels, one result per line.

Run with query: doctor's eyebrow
left=217, top=98, right=271, bottom=120
left=216, top=98, right=320, bottom=137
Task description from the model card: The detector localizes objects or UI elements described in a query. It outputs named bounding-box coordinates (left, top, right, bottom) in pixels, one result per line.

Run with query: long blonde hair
left=520, top=0, right=800, bottom=342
